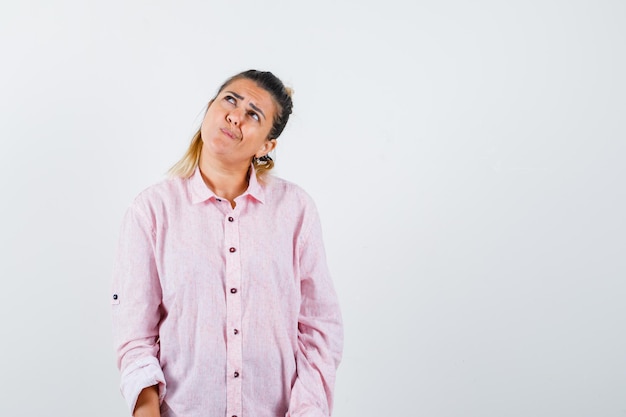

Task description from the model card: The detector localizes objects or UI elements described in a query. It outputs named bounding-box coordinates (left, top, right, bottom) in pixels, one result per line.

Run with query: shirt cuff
left=120, top=356, right=166, bottom=413
left=287, top=404, right=328, bottom=417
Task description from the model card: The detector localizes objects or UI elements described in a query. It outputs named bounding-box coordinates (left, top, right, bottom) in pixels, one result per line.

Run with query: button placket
left=224, top=209, right=243, bottom=417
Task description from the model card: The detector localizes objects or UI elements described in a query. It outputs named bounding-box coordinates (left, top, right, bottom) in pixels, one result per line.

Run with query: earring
left=254, top=155, right=273, bottom=165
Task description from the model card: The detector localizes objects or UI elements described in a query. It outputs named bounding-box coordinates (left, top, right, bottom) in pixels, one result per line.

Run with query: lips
left=220, top=127, right=240, bottom=140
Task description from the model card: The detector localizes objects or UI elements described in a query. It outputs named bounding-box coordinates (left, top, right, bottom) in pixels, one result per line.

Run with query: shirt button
left=228, top=216, right=234, bottom=222
left=233, top=329, right=239, bottom=335
left=234, top=371, right=240, bottom=378
left=229, top=247, right=236, bottom=253
left=112, top=294, right=118, bottom=300
left=230, top=288, right=237, bottom=294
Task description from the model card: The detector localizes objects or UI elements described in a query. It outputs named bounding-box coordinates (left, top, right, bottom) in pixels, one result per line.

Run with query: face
left=200, top=78, right=277, bottom=168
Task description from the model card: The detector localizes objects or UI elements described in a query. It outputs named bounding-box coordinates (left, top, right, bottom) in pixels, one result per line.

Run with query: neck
left=199, top=152, right=251, bottom=207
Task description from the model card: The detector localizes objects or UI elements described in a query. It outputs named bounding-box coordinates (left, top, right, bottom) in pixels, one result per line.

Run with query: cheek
left=249, top=129, right=271, bottom=149
left=257, top=122, right=273, bottom=141
left=200, top=114, right=213, bottom=141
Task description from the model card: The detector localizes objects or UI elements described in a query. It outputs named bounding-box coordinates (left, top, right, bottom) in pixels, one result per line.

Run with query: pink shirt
left=111, top=166, right=343, bottom=417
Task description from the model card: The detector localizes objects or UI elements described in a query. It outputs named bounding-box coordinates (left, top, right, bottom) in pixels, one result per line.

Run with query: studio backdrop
left=0, top=0, right=624, bottom=416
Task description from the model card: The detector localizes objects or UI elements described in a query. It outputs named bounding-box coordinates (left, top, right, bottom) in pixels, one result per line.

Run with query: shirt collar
left=189, top=164, right=265, bottom=205
left=243, top=164, right=265, bottom=204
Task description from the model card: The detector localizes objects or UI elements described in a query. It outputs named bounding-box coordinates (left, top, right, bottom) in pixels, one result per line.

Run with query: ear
left=255, top=139, right=277, bottom=158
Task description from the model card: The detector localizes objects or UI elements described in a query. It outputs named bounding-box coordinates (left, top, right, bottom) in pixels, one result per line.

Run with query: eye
left=224, top=95, right=236, bottom=104
left=248, top=111, right=260, bottom=122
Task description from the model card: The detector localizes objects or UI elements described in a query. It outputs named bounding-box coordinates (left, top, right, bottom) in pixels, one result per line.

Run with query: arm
left=287, top=204, right=344, bottom=417
left=133, top=386, right=160, bottom=417
left=111, top=202, right=166, bottom=414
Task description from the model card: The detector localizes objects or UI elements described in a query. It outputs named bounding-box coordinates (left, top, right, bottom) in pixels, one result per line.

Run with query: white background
left=1, top=0, right=625, bottom=416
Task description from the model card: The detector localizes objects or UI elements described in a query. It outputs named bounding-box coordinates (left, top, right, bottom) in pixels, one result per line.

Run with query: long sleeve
left=111, top=200, right=166, bottom=413
left=287, top=204, right=344, bottom=417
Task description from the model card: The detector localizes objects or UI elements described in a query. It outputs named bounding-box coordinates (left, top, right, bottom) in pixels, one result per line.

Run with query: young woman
left=112, top=70, right=343, bottom=417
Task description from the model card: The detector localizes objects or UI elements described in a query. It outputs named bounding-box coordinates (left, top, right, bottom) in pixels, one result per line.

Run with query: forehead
left=221, top=78, right=277, bottom=115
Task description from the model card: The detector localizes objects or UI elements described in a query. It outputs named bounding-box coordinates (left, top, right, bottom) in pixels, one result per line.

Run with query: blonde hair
left=167, top=129, right=203, bottom=178
left=168, top=70, right=292, bottom=179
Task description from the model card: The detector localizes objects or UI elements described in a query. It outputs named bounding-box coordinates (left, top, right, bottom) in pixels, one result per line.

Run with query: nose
left=227, top=107, right=245, bottom=126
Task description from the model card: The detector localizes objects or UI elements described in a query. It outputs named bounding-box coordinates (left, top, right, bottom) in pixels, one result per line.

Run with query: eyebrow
left=225, top=90, right=266, bottom=120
